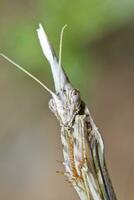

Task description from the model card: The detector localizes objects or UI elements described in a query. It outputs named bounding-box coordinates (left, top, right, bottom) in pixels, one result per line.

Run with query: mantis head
left=1, top=24, right=82, bottom=127
left=36, top=24, right=82, bottom=126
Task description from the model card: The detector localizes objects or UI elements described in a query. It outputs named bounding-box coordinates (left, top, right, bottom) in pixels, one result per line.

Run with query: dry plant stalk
left=1, top=24, right=117, bottom=200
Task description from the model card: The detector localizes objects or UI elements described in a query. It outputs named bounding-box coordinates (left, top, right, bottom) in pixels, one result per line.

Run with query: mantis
left=0, top=24, right=117, bottom=200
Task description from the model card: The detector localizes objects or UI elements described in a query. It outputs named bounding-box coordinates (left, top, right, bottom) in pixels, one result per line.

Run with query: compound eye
left=71, top=89, right=80, bottom=103
left=72, top=89, right=79, bottom=96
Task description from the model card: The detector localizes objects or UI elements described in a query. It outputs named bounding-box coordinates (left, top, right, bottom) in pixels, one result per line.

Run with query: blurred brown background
left=0, top=0, right=134, bottom=200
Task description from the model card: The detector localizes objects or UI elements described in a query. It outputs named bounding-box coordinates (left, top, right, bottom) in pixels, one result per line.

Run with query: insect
left=0, top=24, right=117, bottom=200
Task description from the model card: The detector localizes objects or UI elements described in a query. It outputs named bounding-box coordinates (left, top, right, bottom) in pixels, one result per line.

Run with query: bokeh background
left=0, top=0, right=134, bottom=199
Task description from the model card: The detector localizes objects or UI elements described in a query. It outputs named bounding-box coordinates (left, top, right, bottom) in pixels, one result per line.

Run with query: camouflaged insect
left=1, top=24, right=117, bottom=200
left=37, top=25, right=117, bottom=200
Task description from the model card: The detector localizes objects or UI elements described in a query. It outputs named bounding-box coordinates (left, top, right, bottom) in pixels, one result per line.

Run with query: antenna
left=0, top=53, right=55, bottom=96
left=58, top=25, right=67, bottom=90
left=59, top=24, right=67, bottom=68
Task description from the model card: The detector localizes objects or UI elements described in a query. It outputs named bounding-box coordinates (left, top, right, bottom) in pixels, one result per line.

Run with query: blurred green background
left=0, top=0, right=134, bottom=200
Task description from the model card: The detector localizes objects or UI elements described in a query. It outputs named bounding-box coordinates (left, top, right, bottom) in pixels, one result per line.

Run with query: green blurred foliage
left=1, top=0, right=134, bottom=92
